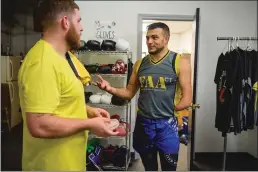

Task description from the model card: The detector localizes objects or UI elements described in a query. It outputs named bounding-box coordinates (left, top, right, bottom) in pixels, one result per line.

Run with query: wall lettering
left=94, top=21, right=116, bottom=42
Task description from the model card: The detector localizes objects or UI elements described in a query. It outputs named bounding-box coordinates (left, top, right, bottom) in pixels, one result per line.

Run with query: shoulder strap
left=65, top=52, right=80, bottom=77
left=172, top=53, right=181, bottom=76
left=135, top=55, right=148, bottom=74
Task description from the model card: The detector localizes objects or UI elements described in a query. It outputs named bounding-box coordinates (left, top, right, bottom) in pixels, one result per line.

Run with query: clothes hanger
left=229, top=37, right=235, bottom=52
left=246, top=37, right=252, bottom=51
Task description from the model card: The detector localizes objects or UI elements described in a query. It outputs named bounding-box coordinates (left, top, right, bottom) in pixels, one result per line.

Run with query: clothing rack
left=217, top=37, right=258, bottom=40
left=216, top=36, right=257, bottom=171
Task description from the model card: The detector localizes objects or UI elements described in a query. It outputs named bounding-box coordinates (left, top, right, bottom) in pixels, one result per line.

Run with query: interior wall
left=6, top=1, right=257, bottom=155
left=75, top=0, right=257, bottom=154
left=1, top=24, right=12, bottom=53
left=180, top=29, right=193, bottom=54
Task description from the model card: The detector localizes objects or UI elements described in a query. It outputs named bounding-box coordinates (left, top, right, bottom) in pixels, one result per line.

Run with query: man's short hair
left=33, top=0, right=79, bottom=32
left=147, top=22, right=170, bottom=38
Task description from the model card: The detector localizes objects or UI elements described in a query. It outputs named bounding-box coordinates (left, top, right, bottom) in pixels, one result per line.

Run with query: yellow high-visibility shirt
left=18, top=39, right=88, bottom=171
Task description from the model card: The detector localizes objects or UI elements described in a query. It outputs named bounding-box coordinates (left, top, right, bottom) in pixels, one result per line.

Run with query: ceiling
left=142, top=20, right=193, bottom=34
left=1, top=0, right=39, bottom=27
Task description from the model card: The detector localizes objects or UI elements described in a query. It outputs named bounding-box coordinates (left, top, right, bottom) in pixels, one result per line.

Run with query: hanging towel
left=65, top=51, right=91, bottom=85
left=253, top=82, right=258, bottom=111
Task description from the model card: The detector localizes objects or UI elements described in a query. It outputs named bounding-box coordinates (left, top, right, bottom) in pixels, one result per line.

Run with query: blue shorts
left=133, top=114, right=180, bottom=154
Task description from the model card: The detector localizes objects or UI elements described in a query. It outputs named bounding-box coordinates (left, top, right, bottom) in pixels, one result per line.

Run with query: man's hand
left=92, top=75, right=113, bottom=93
left=88, top=117, right=119, bottom=137
left=87, top=105, right=110, bottom=119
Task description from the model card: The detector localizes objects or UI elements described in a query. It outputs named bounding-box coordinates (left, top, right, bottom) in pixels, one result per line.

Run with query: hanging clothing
left=214, top=47, right=258, bottom=137
left=214, top=53, right=233, bottom=136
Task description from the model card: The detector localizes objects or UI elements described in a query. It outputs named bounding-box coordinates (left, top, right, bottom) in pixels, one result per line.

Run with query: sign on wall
left=94, top=21, right=116, bottom=42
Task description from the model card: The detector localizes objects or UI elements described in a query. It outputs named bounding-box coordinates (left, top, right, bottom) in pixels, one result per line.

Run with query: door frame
left=136, top=13, right=198, bottom=170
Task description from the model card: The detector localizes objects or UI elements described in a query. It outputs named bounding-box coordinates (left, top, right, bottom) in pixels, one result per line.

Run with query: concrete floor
left=128, top=144, right=188, bottom=171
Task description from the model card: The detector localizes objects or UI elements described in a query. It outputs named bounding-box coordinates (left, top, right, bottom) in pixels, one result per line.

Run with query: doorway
left=141, top=19, right=193, bottom=172
left=133, top=10, right=200, bottom=171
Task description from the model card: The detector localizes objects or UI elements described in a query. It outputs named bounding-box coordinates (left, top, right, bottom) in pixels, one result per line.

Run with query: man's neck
left=42, top=32, right=68, bottom=58
left=150, top=48, right=169, bottom=62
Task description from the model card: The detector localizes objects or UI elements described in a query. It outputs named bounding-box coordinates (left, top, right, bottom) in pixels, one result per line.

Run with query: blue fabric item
left=133, top=114, right=179, bottom=154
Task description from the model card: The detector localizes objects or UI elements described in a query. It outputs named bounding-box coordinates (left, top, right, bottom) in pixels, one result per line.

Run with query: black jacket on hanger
left=214, top=47, right=258, bottom=137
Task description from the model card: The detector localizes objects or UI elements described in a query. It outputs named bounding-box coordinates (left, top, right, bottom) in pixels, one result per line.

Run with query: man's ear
left=61, top=16, right=70, bottom=30
left=165, top=36, right=170, bottom=43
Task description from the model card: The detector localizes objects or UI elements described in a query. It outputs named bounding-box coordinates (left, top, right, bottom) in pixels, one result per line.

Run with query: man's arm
left=26, top=113, right=91, bottom=138
left=26, top=112, right=115, bottom=139
left=175, top=54, right=192, bottom=111
left=109, top=67, right=140, bottom=100
left=95, top=59, right=142, bottom=100
left=86, top=104, right=110, bottom=119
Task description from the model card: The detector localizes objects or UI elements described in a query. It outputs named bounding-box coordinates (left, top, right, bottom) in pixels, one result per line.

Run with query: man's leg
left=133, top=115, right=157, bottom=171
left=159, top=152, right=178, bottom=171
left=156, top=117, right=180, bottom=171
left=139, top=148, right=158, bottom=171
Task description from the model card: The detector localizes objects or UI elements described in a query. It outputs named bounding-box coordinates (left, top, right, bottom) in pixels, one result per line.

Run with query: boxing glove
left=89, top=94, right=102, bottom=104
left=100, top=94, right=112, bottom=104
left=116, top=38, right=130, bottom=51
left=101, top=40, right=116, bottom=51
left=86, top=40, right=101, bottom=51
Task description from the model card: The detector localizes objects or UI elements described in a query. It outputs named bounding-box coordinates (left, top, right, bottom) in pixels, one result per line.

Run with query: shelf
left=87, top=103, right=128, bottom=108
left=90, top=73, right=127, bottom=77
left=101, top=164, right=126, bottom=171
left=101, top=154, right=131, bottom=171
left=88, top=132, right=131, bottom=140
left=76, top=50, right=132, bottom=56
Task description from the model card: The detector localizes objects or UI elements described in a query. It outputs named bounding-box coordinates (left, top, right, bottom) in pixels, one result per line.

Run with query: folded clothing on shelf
left=84, top=64, right=99, bottom=73
left=86, top=145, right=104, bottom=171
left=84, top=59, right=127, bottom=75
left=97, top=64, right=113, bottom=74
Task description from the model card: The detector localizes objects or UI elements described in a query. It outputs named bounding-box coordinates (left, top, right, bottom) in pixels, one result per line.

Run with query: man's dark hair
left=33, top=0, right=79, bottom=32
left=147, top=22, right=170, bottom=38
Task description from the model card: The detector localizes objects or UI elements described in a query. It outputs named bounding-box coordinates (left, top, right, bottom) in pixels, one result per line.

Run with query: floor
left=128, top=144, right=188, bottom=171
left=2, top=122, right=258, bottom=171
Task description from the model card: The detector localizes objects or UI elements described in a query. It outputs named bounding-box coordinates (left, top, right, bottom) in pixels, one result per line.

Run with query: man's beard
left=149, top=46, right=165, bottom=55
left=66, top=24, right=80, bottom=50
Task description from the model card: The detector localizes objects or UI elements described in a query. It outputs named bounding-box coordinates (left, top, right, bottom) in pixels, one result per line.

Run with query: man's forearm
left=109, top=87, right=133, bottom=100
left=175, top=96, right=192, bottom=111
left=26, top=113, right=92, bottom=139
left=86, top=104, right=94, bottom=118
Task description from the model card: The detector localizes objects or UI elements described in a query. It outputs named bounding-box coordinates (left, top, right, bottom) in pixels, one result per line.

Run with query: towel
left=253, top=82, right=258, bottom=112
left=66, top=51, right=91, bottom=85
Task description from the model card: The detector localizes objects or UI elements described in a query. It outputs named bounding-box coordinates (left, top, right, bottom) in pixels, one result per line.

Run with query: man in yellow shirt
left=18, top=0, right=118, bottom=171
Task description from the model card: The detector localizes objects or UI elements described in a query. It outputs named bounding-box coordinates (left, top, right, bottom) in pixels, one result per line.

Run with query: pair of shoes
left=100, top=145, right=119, bottom=165
left=89, top=92, right=113, bottom=104
left=112, top=145, right=128, bottom=167
left=110, top=114, right=130, bottom=137
left=99, top=145, right=128, bottom=168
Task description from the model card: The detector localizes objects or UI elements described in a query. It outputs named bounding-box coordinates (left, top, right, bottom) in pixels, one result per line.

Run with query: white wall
left=75, top=1, right=257, bottom=154
left=180, top=29, right=193, bottom=53
left=169, top=33, right=182, bottom=52
left=248, top=127, right=258, bottom=158
left=8, top=1, right=257, bottom=155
